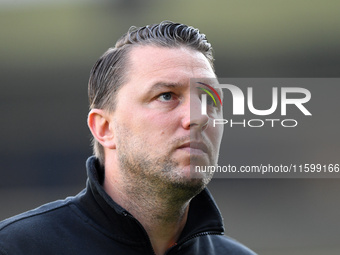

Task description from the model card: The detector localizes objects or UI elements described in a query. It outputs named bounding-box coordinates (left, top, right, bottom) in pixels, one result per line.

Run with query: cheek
left=207, top=124, right=224, bottom=147
left=118, top=109, right=177, bottom=139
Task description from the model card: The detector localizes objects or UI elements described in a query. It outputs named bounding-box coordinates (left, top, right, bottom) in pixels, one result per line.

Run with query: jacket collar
left=77, top=156, right=225, bottom=244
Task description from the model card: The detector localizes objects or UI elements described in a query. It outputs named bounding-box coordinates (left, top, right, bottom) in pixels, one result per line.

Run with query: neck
left=103, top=166, right=195, bottom=255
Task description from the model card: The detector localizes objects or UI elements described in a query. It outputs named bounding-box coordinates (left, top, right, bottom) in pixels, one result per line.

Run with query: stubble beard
left=115, top=126, right=214, bottom=202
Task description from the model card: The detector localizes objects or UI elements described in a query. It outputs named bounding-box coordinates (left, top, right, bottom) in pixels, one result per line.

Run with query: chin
left=166, top=177, right=208, bottom=199
left=170, top=165, right=213, bottom=190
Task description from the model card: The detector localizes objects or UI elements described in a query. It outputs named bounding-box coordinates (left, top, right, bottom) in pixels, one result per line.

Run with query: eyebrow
left=196, top=82, right=223, bottom=102
left=146, top=82, right=186, bottom=93
left=144, top=81, right=223, bottom=100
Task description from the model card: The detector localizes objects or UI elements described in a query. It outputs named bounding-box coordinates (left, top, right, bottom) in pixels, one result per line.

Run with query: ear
left=87, top=109, right=116, bottom=149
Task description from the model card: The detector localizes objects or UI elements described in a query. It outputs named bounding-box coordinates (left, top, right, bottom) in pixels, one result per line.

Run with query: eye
left=201, top=93, right=217, bottom=108
left=152, top=91, right=181, bottom=110
left=206, top=95, right=216, bottom=106
left=158, top=92, right=175, bottom=102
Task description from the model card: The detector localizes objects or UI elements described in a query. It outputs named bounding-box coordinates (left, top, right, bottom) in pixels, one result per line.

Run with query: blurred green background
left=1, top=1, right=340, bottom=254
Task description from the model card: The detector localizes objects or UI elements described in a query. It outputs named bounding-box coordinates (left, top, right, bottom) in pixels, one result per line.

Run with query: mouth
left=177, top=141, right=209, bottom=155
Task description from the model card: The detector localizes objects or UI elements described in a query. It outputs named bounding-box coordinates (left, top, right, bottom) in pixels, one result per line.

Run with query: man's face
left=111, top=45, right=223, bottom=191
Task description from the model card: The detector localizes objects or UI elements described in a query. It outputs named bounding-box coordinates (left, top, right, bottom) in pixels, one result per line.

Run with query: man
left=0, top=21, right=256, bottom=255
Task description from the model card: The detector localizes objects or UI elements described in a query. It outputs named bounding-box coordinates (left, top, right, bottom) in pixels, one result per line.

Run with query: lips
left=177, top=141, right=208, bottom=155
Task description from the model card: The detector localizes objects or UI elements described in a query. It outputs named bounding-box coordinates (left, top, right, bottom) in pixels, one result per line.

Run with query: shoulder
left=0, top=197, right=72, bottom=231
left=192, top=234, right=257, bottom=255
left=214, top=235, right=257, bottom=254
left=0, top=196, right=81, bottom=254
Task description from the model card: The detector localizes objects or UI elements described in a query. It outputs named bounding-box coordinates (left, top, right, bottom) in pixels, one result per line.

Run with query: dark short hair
left=88, top=21, right=215, bottom=165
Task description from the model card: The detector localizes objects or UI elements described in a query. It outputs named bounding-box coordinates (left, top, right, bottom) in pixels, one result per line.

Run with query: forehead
left=125, top=45, right=215, bottom=87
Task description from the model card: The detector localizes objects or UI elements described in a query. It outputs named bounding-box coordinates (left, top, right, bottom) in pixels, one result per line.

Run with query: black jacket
left=0, top=157, right=256, bottom=255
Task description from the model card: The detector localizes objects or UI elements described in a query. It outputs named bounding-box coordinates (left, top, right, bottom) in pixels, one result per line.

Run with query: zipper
left=165, top=231, right=223, bottom=254
left=123, top=211, right=223, bottom=255
left=123, top=211, right=157, bottom=255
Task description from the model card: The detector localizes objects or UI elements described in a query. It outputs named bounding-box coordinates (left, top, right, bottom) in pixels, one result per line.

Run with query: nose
left=181, top=95, right=209, bottom=131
